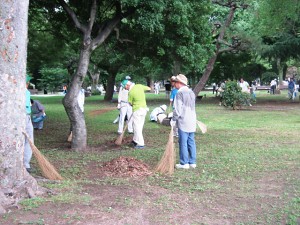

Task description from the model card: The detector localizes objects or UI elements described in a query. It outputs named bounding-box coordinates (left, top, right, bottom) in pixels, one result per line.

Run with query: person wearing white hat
left=170, top=74, right=197, bottom=169
left=149, top=105, right=167, bottom=122
left=116, top=76, right=133, bottom=134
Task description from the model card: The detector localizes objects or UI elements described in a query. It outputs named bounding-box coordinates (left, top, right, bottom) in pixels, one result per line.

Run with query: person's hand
left=43, top=112, right=46, bottom=116
left=170, top=120, right=176, bottom=127
left=117, top=104, right=121, bottom=110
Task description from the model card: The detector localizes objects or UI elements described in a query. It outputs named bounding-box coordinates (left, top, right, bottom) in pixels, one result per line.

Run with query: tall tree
left=253, top=0, right=300, bottom=85
left=193, top=0, right=250, bottom=96
left=0, top=0, right=40, bottom=213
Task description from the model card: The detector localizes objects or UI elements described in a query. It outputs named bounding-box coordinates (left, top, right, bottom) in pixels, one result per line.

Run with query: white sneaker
left=189, top=164, right=197, bottom=168
left=175, top=164, right=189, bottom=169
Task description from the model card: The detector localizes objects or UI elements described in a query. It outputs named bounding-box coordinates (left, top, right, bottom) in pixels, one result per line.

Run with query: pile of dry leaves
left=101, top=156, right=152, bottom=177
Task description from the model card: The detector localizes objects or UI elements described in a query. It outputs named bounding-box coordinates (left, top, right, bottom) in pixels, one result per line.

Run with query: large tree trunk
left=104, top=73, right=116, bottom=101
left=62, top=47, right=91, bottom=151
left=0, top=0, right=41, bottom=213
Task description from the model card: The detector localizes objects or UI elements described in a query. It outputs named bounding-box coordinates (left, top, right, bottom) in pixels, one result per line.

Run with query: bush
left=222, top=80, right=254, bottom=109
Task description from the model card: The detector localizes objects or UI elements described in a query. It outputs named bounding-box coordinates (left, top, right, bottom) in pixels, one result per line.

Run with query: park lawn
left=1, top=91, right=299, bottom=224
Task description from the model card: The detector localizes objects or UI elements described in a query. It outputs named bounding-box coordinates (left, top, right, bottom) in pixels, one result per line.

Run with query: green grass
left=20, top=91, right=300, bottom=224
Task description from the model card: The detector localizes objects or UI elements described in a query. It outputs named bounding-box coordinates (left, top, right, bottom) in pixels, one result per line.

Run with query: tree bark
left=62, top=47, right=91, bottom=151
left=104, top=73, right=116, bottom=101
left=0, top=0, right=41, bottom=213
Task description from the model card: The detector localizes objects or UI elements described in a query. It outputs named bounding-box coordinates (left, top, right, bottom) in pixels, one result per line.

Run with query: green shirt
left=128, top=84, right=150, bottom=112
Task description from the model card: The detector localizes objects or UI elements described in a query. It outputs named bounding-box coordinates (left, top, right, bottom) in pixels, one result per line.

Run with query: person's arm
left=143, top=85, right=151, bottom=92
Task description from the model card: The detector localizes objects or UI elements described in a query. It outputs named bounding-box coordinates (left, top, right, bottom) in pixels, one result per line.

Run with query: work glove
left=43, top=112, right=46, bottom=117
left=170, top=120, right=176, bottom=127
left=117, top=104, right=121, bottom=110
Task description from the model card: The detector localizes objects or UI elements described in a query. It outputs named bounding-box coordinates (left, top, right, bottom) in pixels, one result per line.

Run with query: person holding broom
left=170, top=74, right=197, bottom=169
left=122, top=79, right=151, bottom=149
left=25, top=74, right=34, bottom=173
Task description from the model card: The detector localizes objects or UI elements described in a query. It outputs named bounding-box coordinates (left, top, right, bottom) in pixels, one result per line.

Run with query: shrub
left=222, top=80, right=254, bottom=109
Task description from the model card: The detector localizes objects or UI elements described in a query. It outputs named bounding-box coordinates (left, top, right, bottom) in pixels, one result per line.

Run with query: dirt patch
left=90, top=156, right=152, bottom=178
left=88, top=108, right=115, bottom=117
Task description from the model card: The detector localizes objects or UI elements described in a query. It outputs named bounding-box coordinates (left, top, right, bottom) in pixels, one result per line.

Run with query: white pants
left=24, top=115, right=33, bottom=168
left=132, top=108, right=147, bottom=146
left=118, top=103, right=133, bottom=133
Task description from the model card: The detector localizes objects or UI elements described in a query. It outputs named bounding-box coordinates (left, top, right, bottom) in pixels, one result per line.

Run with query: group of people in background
left=114, top=74, right=197, bottom=169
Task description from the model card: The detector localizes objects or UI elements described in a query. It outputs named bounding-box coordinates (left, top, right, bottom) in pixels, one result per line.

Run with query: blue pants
left=24, top=115, right=33, bottom=168
left=178, top=129, right=196, bottom=165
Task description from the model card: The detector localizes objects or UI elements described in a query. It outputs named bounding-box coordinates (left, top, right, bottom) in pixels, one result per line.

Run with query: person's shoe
left=131, top=140, right=137, bottom=146
left=175, top=164, right=189, bottom=169
left=249, top=104, right=252, bottom=106
left=134, top=145, right=144, bottom=149
left=117, top=132, right=122, bottom=135
left=128, top=131, right=134, bottom=134
left=189, top=164, right=197, bottom=169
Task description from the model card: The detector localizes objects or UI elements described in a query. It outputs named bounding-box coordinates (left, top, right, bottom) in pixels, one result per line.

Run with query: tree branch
left=57, top=0, right=86, bottom=33
left=87, top=0, right=97, bottom=34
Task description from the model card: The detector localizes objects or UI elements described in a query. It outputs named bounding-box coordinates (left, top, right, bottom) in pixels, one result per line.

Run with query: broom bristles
left=67, top=131, right=72, bottom=142
left=115, top=128, right=126, bottom=146
left=23, top=132, right=63, bottom=180
left=115, top=117, right=131, bottom=146
left=197, top=120, right=207, bottom=134
left=155, top=127, right=175, bottom=175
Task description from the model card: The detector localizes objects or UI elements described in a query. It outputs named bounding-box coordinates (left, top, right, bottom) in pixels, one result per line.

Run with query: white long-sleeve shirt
left=172, top=86, right=196, bottom=132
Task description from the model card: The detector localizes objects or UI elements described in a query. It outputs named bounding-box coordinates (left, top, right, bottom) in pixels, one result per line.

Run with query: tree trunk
left=193, top=4, right=237, bottom=96
left=62, top=47, right=91, bottom=151
left=104, top=73, right=116, bottom=101
left=0, top=0, right=41, bottom=213
left=276, top=57, right=283, bottom=88
left=193, top=55, right=218, bottom=95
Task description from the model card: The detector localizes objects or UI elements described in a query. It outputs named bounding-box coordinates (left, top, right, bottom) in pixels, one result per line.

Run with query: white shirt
left=239, top=81, right=250, bottom=93
left=77, top=89, right=85, bottom=112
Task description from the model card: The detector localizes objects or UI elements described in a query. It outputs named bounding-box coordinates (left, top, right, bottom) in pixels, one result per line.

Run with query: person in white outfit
left=150, top=105, right=167, bottom=122
left=117, top=76, right=133, bottom=134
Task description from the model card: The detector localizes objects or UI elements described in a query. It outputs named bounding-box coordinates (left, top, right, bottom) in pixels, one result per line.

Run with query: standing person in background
left=122, top=79, right=151, bottom=149
left=170, top=74, right=197, bottom=169
left=288, top=78, right=296, bottom=100
left=270, top=79, right=277, bottom=95
left=212, top=82, right=216, bottom=95
left=250, top=80, right=257, bottom=100
left=164, top=80, right=171, bottom=98
left=31, top=99, right=46, bottom=130
left=239, top=77, right=252, bottom=106
left=117, top=75, right=133, bottom=134
left=25, top=75, right=34, bottom=173
left=154, top=81, right=160, bottom=95
left=218, top=80, right=226, bottom=106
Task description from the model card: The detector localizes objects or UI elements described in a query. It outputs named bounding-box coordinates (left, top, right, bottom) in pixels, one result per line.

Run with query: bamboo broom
left=155, top=126, right=176, bottom=175
left=115, top=115, right=133, bottom=146
left=197, top=120, right=207, bottom=134
left=23, top=132, right=63, bottom=180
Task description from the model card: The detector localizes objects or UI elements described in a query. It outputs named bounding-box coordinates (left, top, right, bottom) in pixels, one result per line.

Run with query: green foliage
left=261, top=71, right=277, bottom=84
left=38, top=67, right=69, bottom=92
left=222, top=80, right=253, bottom=109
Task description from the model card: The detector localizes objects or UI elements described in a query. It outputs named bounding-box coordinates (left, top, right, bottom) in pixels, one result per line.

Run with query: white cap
left=125, top=75, right=131, bottom=80
left=160, top=105, right=167, bottom=111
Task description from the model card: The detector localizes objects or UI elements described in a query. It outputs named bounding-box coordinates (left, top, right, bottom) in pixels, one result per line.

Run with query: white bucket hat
left=175, top=74, right=188, bottom=85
